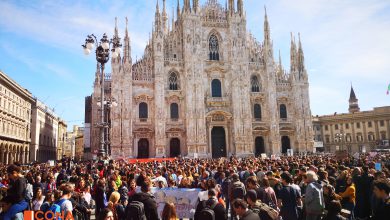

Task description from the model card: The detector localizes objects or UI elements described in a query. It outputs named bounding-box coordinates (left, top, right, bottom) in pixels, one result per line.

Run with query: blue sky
left=1, top=0, right=389, bottom=130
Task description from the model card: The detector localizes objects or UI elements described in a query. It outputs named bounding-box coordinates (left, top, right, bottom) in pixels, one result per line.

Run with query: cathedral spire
left=114, top=17, right=119, bottom=38
left=184, top=0, right=191, bottom=13
left=263, top=6, right=273, bottom=62
left=193, top=0, right=199, bottom=13
left=348, top=84, right=360, bottom=113
left=177, top=0, right=181, bottom=19
left=112, top=17, right=121, bottom=63
left=278, top=50, right=283, bottom=69
left=237, top=0, right=243, bottom=16
left=156, top=0, right=160, bottom=12
left=155, top=0, right=162, bottom=31
left=228, top=0, right=234, bottom=16
left=162, top=0, right=168, bottom=33
left=172, top=6, right=175, bottom=31
left=290, top=32, right=297, bottom=72
left=264, top=6, right=271, bottom=45
left=297, top=33, right=305, bottom=74
left=123, top=17, right=131, bottom=64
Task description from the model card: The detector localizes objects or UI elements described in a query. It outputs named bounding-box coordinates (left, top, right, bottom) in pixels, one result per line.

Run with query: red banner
left=128, top=158, right=176, bottom=163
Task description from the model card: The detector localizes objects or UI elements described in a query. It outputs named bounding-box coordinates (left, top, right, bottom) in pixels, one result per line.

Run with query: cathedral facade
left=90, top=0, right=314, bottom=159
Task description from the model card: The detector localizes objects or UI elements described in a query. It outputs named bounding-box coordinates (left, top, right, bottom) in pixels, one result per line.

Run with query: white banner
left=137, top=187, right=201, bottom=219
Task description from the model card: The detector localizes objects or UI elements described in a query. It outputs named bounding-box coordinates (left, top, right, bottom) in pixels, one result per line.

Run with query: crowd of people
left=0, top=152, right=389, bottom=220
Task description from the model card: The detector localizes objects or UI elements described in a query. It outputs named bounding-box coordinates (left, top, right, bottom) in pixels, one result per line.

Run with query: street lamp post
left=335, top=131, right=345, bottom=151
left=82, top=33, right=121, bottom=159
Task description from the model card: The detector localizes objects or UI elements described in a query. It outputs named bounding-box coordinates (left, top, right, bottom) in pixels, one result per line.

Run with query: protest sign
left=137, top=187, right=200, bottom=219
left=375, top=163, right=382, bottom=171
left=335, top=150, right=348, bottom=160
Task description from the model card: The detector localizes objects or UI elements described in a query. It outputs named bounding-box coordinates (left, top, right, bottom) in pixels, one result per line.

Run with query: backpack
left=49, top=199, right=67, bottom=220
left=232, top=182, right=245, bottom=199
left=199, top=201, right=217, bottom=220
left=126, top=201, right=147, bottom=220
left=221, top=178, right=231, bottom=196
left=252, top=202, right=279, bottom=220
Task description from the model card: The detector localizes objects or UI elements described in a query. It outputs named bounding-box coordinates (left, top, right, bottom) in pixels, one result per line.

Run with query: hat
left=246, top=189, right=257, bottom=202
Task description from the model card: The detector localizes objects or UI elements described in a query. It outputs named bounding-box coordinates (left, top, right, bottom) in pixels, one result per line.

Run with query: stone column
left=21, top=150, right=25, bottom=164
left=25, top=151, right=29, bottom=164
left=9, top=152, right=13, bottom=164
left=5, top=152, right=8, bottom=165
left=15, top=150, right=19, bottom=163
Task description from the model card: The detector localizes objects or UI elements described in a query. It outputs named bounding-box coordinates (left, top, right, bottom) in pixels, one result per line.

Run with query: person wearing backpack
left=195, top=189, right=226, bottom=220
left=232, top=199, right=260, bottom=220
left=246, top=190, right=279, bottom=220
left=228, top=173, right=246, bottom=220
left=49, top=184, right=73, bottom=220
left=304, top=171, right=325, bottom=220
left=127, top=179, right=158, bottom=220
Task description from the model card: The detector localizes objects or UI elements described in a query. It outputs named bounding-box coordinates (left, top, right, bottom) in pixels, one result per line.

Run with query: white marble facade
left=90, top=0, right=314, bottom=159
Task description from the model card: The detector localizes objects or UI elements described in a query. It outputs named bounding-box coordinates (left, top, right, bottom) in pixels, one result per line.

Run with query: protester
left=161, top=202, right=178, bottom=220
left=323, top=200, right=346, bottom=220
left=371, top=179, right=390, bottom=220
left=338, top=175, right=355, bottom=219
left=353, top=166, right=374, bottom=219
left=97, top=208, right=114, bottom=220
left=278, top=171, right=302, bottom=220
left=305, top=171, right=325, bottom=220
left=232, top=199, right=260, bottom=220
left=194, top=189, right=226, bottom=220
left=0, top=152, right=388, bottom=220
left=3, top=165, right=28, bottom=220
left=128, top=178, right=158, bottom=220
left=32, top=187, right=45, bottom=211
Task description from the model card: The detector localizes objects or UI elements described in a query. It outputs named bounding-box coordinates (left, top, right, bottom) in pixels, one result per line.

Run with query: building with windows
left=64, top=125, right=83, bottom=159
left=57, top=119, right=67, bottom=160
left=30, top=99, right=61, bottom=162
left=75, top=132, right=84, bottom=161
left=90, top=0, right=313, bottom=159
left=0, top=70, right=34, bottom=164
left=83, top=96, right=92, bottom=160
left=313, top=86, right=390, bottom=153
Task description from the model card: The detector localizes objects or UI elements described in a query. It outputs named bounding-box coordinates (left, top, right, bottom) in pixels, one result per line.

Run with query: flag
left=387, top=83, right=390, bottom=95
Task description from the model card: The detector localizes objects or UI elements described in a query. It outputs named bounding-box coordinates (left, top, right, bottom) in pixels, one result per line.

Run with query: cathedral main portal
left=211, top=126, right=227, bottom=158
left=137, top=139, right=149, bottom=158
left=169, top=138, right=180, bottom=157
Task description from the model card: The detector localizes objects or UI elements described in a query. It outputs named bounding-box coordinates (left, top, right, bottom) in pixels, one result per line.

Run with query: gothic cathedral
left=90, top=0, right=314, bottom=159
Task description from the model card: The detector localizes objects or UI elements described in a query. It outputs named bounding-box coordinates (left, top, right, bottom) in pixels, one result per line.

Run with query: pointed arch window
left=280, top=104, right=287, bottom=119
left=251, top=75, right=260, bottom=92
left=209, top=34, right=219, bottom=61
left=169, top=72, right=179, bottom=90
left=170, top=103, right=179, bottom=120
left=211, top=79, right=222, bottom=97
left=254, top=104, right=262, bottom=121
left=139, top=102, right=148, bottom=120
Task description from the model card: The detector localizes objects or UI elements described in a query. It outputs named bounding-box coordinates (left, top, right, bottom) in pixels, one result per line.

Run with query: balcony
left=135, top=118, right=152, bottom=126
left=206, top=96, right=230, bottom=108
left=139, top=118, right=147, bottom=122
left=279, top=118, right=293, bottom=130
